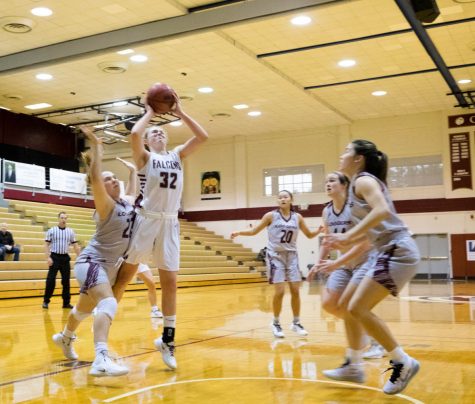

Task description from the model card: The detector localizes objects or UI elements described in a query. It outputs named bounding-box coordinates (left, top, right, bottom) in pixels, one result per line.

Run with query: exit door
left=412, top=234, right=450, bottom=279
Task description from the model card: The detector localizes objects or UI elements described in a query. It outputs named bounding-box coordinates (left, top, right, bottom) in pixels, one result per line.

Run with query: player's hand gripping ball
left=146, top=83, right=176, bottom=114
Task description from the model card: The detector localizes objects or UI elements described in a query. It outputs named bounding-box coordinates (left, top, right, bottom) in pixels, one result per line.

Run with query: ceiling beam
left=394, top=0, right=468, bottom=107
left=0, top=0, right=341, bottom=74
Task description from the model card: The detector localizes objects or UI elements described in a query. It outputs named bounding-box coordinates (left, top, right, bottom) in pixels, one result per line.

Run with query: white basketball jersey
left=136, top=146, right=184, bottom=213
left=323, top=201, right=354, bottom=234
left=267, top=210, right=299, bottom=252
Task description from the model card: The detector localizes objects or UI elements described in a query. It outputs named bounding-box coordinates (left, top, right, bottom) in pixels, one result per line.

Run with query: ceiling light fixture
left=25, top=103, right=52, bottom=110
left=248, top=111, right=262, bottom=117
left=338, top=59, right=356, bottom=67
left=233, top=104, right=249, bottom=110
left=0, top=106, right=11, bottom=111
left=31, top=7, right=53, bottom=17
left=112, top=101, right=128, bottom=107
left=198, top=87, right=214, bottom=93
left=169, top=121, right=183, bottom=127
left=117, top=49, right=134, bottom=55
left=130, top=54, right=148, bottom=62
left=458, top=79, right=472, bottom=84
left=372, top=90, right=387, bottom=96
left=36, top=73, right=53, bottom=80
left=291, top=16, right=312, bottom=26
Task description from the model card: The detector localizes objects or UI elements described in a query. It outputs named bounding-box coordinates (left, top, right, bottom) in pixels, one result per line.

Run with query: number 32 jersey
left=267, top=210, right=299, bottom=252
left=136, top=146, right=184, bottom=213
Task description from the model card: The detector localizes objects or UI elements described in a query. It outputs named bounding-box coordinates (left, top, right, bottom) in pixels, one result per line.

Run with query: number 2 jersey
left=76, top=199, right=134, bottom=267
left=267, top=210, right=299, bottom=252
left=135, top=147, right=184, bottom=213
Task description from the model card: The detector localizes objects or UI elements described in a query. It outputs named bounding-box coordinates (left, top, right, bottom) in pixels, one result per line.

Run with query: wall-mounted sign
left=450, top=133, right=472, bottom=191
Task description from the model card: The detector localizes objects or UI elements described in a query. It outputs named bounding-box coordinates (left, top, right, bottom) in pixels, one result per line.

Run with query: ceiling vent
left=179, top=94, right=194, bottom=102
left=3, top=94, right=23, bottom=101
left=1, top=17, right=35, bottom=33
left=97, top=61, right=128, bottom=74
left=210, top=112, right=231, bottom=118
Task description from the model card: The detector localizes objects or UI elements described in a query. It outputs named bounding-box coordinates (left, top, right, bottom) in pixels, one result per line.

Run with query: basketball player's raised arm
left=172, top=98, right=208, bottom=159
left=80, top=126, right=115, bottom=220
left=230, top=212, right=273, bottom=239
left=130, top=104, right=154, bottom=169
left=116, top=157, right=137, bottom=203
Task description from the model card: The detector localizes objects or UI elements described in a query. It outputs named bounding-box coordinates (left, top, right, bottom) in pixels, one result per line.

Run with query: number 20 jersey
left=136, top=147, right=184, bottom=213
left=267, top=210, right=299, bottom=252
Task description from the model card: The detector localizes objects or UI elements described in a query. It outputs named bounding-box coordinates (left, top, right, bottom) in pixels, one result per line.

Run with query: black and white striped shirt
left=45, top=226, right=77, bottom=255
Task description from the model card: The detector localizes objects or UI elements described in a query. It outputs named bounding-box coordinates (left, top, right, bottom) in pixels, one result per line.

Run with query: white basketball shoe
left=89, top=351, right=129, bottom=377
left=52, top=332, right=78, bottom=360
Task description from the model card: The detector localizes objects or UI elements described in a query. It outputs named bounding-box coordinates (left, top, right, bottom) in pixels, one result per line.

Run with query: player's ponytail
left=352, top=139, right=388, bottom=184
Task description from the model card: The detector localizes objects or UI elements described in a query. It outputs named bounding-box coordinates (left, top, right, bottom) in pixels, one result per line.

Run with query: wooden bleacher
left=0, top=200, right=265, bottom=298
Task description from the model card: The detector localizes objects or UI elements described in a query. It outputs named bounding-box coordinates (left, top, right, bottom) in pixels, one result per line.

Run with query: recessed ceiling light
left=248, top=111, right=262, bottom=117
left=25, top=103, right=52, bottom=110
left=130, top=54, right=148, bottom=62
left=233, top=104, right=249, bottom=110
left=112, top=101, right=127, bottom=107
left=31, top=7, right=53, bottom=17
left=0, top=106, right=11, bottom=111
left=117, top=49, right=134, bottom=55
left=372, top=90, right=387, bottom=96
left=338, top=59, right=356, bottom=67
left=170, top=121, right=183, bottom=127
left=35, top=73, right=53, bottom=80
left=458, top=79, right=472, bottom=84
left=198, top=87, right=214, bottom=93
left=291, top=16, right=312, bottom=26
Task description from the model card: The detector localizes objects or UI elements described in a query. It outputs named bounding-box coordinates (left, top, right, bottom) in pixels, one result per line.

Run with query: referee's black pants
left=43, top=253, right=71, bottom=306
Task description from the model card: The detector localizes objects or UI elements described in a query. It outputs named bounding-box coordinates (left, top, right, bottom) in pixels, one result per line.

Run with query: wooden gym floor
left=0, top=280, right=474, bottom=403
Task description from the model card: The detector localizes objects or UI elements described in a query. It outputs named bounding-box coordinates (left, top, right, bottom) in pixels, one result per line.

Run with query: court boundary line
left=102, top=376, right=424, bottom=403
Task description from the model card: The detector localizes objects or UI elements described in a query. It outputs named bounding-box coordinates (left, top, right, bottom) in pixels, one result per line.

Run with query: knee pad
left=71, top=307, right=91, bottom=321
left=96, top=297, right=118, bottom=321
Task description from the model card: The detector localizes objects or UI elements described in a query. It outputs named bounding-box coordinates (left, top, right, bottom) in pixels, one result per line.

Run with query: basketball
left=146, top=83, right=176, bottom=113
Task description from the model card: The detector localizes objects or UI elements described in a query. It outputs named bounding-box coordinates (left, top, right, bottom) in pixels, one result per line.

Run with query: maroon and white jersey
left=136, top=146, right=184, bottom=213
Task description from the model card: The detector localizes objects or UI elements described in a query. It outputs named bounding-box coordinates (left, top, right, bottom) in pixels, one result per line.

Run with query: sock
left=63, top=328, right=75, bottom=338
left=293, top=317, right=300, bottom=324
left=389, top=346, right=409, bottom=364
left=273, top=317, right=280, bottom=325
left=94, top=341, right=108, bottom=356
left=151, top=305, right=158, bottom=311
left=348, top=348, right=363, bottom=365
left=164, top=315, right=176, bottom=328
left=362, top=334, right=370, bottom=348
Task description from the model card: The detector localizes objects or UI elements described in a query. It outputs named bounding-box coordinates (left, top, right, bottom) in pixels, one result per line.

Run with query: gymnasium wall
left=102, top=108, right=475, bottom=271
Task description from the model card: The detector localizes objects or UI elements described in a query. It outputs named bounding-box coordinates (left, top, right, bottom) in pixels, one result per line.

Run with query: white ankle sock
left=348, top=348, right=363, bottom=365
left=273, top=317, right=280, bottom=325
left=164, top=315, right=176, bottom=328
left=151, top=305, right=158, bottom=311
left=63, top=328, right=75, bottom=338
left=95, top=342, right=108, bottom=356
left=389, top=346, right=409, bottom=364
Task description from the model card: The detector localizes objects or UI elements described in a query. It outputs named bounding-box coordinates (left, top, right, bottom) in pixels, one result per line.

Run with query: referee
left=42, top=212, right=81, bottom=309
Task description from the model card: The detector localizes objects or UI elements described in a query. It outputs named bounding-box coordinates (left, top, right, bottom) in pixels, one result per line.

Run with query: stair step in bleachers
left=0, top=199, right=266, bottom=298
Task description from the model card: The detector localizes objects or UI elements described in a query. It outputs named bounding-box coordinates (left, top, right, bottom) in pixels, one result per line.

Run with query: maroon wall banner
left=448, top=112, right=475, bottom=128
left=450, top=132, right=472, bottom=190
